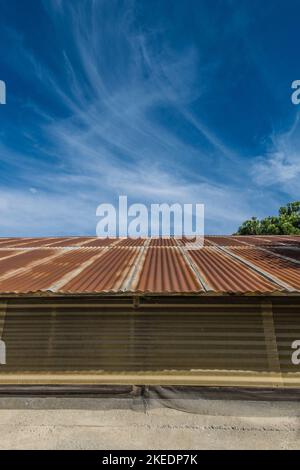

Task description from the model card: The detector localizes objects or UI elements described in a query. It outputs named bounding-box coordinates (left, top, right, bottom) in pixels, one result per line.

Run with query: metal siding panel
left=0, top=301, right=269, bottom=373
left=0, top=298, right=299, bottom=387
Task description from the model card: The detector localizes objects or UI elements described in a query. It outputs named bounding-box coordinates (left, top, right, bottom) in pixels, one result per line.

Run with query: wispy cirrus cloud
left=251, top=114, right=300, bottom=197
left=0, top=0, right=297, bottom=235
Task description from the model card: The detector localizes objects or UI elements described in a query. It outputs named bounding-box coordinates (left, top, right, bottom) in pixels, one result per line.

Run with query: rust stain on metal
left=179, top=247, right=211, bottom=291
left=0, top=237, right=38, bottom=248
left=135, top=247, right=203, bottom=293
left=266, top=247, right=300, bottom=262
left=82, top=238, right=118, bottom=247
left=123, top=245, right=149, bottom=292
left=0, top=236, right=298, bottom=295
left=116, top=238, right=147, bottom=247
left=0, top=249, right=58, bottom=281
left=0, top=250, right=22, bottom=260
left=45, top=237, right=94, bottom=247
left=0, top=249, right=99, bottom=293
left=178, top=237, right=213, bottom=247
left=0, top=237, right=62, bottom=248
left=149, top=238, right=178, bottom=247
left=227, top=236, right=279, bottom=246
left=188, top=247, right=280, bottom=292
left=0, top=238, right=17, bottom=246
left=63, top=248, right=140, bottom=292
left=229, top=247, right=300, bottom=290
left=205, top=236, right=248, bottom=247
left=48, top=249, right=106, bottom=291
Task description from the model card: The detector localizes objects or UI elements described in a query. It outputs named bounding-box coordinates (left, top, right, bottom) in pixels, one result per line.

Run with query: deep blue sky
left=0, top=0, right=299, bottom=236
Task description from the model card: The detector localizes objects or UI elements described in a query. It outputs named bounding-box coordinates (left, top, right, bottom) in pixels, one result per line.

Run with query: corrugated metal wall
left=0, top=296, right=299, bottom=387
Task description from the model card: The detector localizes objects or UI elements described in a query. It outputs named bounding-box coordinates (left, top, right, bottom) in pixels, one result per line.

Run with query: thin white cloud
left=0, top=0, right=275, bottom=235
left=251, top=113, right=300, bottom=197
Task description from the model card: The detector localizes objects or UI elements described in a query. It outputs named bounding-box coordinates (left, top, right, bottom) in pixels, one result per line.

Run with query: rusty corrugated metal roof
left=0, top=250, right=21, bottom=259
left=0, top=248, right=99, bottom=293
left=82, top=238, right=118, bottom=247
left=133, top=247, right=203, bottom=293
left=205, top=236, right=248, bottom=246
left=228, top=246, right=300, bottom=291
left=226, top=236, right=284, bottom=246
left=267, top=246, right=300, bottom=262
left=188, top=247, right=280, bottom=292
left=0, top=249, right=57, bottom=279
left=63, top=247, right=140, bottom=293
left=116, top=238, right=147, bottom=246
left=0, top=236, right=298, bottom=295
left=149, top=238, right=178, bottom=247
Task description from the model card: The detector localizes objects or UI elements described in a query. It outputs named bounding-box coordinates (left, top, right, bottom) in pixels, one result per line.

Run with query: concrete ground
left=0, top=395, right=299, bottom=449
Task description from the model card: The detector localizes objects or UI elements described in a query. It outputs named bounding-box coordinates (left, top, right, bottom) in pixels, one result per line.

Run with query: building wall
left=0, top=296, right=299, bottom=387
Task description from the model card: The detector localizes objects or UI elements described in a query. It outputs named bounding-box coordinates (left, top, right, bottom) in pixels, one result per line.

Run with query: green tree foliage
left=235, top=202, right=300, bottom=235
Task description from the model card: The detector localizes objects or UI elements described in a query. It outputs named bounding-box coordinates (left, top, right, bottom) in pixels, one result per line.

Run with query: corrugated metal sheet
left=0, top=297, right=299, bottom=387
left=226, top=236, right=285, bottom=246
left=0, top=300, right=269, bottom=373
left=188, top=247, right=280, bottom=292
left=0, top=237, right=64, bottom=248
left=45, top=237, right=93, bottom=247
left=134, top=247, right=202, bottom=293
left=0, top=249, right=57, bottom=280
left=0, top=250, right=21, bottom=260
left=178, top=237, right=212, bottom=246
left=0, top=237, right=39, bottom=248
left=62, top=248, right=140, bottom=293
left=0, top=237, right=299, bottom=389
left=82, top=238, right=117, bottom=247
left=116, top=238, right=147, bottom=246
left=205, top=236, right=248, bottom=246
left=229, top=247, right=300, bottom=290
left=267, top=236, right=300, bottom=247
left=149, top=238, right=178, bottom=246
left=0, top=236, right=298, bottom=295
left=0, top=249, right=100, bottom=293
left=267, top=247, right=300, bottom=262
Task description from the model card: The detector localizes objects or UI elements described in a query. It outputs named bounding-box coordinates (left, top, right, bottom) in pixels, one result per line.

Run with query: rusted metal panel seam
left=47, top=249, right=107, bottom=292
left=230, top=237, right=255, bottom=246
left=0, top=249, right=68, bottom=283
left=218, top=246, right=296, bottom=292
left=0, top=250, right=29, bottom=261
left=257, top=246, right=300, bottom=266
left=122, top=240, right=151, bottom=292
left=178, top=247, right=211, bottom=291
left=74, top=238, right=97, bottom=246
